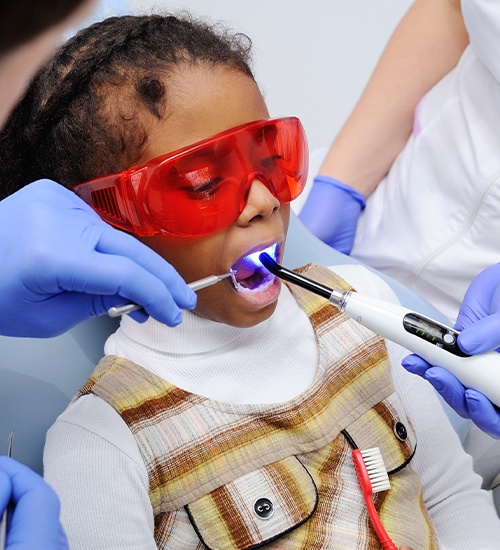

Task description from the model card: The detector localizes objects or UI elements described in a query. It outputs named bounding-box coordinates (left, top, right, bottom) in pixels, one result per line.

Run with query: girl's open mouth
left=230, top=244, right=278, bottom=293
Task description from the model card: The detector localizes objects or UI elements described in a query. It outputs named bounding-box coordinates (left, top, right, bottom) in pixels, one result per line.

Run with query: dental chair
left=0, top=315, right=118, bottom=474
left=0, top=213, right=471, bottom=477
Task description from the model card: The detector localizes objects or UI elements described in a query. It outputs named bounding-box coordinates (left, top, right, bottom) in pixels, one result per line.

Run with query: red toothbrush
left=352, top=447, right=397, bottom=550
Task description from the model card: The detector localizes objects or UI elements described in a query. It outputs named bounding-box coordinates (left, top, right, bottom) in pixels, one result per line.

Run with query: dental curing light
left=260, top=253, right=500, bottom=407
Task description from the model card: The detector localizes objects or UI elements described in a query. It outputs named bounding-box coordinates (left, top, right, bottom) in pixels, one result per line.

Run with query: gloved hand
left=298, top=175, right=366, bottom=254
left=0, top=456, right=68, bottom=549
left=0, top=180, right=197, bottom=337
left=454, top=263, right=500, bottom=354
left=402, top=263, right=500, bottom=438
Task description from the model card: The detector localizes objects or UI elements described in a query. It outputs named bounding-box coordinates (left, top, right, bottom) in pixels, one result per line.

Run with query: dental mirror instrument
left=108, top=271, right=237, bottom=318
left=0, top=431, right=15, bottom=550
left=260, top=252, right=500, bottom=408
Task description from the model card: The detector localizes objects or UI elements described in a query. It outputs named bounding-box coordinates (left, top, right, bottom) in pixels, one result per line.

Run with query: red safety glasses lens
left=73, top=116, right=308, bottom=237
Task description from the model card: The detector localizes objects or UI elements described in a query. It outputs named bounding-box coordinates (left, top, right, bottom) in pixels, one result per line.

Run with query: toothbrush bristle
left=360, top=448, right=391, bottom=493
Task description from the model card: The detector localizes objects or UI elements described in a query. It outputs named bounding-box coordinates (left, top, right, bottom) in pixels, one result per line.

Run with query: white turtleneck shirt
left=44, top=264, right=500, bottom=549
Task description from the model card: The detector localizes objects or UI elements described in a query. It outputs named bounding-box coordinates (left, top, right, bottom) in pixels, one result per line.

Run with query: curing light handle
left=259, top=253, right=500, bottom=408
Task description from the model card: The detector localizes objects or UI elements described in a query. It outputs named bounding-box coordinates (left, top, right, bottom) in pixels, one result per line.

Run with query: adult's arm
left=299, top=0, right=469, bottom=252
left=319, top=0, right=468, bottom=195
left=0, top=180, right=196, bottom=338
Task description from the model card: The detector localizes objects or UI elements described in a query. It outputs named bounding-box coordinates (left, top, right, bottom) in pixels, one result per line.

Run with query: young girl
left=1, top=13, right=499, bottom=550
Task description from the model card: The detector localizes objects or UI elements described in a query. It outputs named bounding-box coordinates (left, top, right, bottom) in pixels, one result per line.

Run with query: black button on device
left=394, top=421, right=408, bottom=441
left=254, top=498, right=274, bottom=519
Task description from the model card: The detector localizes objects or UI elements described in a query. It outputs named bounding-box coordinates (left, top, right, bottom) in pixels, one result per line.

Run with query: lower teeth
left=237, top=273, right=274, bottom=293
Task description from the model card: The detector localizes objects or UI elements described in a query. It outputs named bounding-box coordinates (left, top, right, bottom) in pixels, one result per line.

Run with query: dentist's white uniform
left=337, top=0, right=500, bottom=323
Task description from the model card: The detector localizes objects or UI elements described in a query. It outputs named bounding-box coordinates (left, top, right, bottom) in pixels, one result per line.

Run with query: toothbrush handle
left=352, top=450, right=397, bottom=550
left=364, top=498, right=397, bottom=550
left=339, top=293, right=500, bottom=407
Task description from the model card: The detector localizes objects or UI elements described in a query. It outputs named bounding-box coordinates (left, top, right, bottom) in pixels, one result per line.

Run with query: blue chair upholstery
left=0, top=316, right=118, bottom=474
left=0, top=212, right=468, bottom=475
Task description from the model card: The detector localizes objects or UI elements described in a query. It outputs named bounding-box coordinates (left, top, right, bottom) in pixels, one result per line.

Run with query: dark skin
left=137, top=64, right=289, bottom=328
left=134, top=63, right=415, bottom=549
left=125, top=65, right=418, bottom=550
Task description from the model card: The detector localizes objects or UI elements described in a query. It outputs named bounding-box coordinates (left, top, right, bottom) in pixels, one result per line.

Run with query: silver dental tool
left=0, top=431, right=14, bottom=550
left=108, top=271, right=237, bottom=318
left=260, top=253, right=500, bottom=408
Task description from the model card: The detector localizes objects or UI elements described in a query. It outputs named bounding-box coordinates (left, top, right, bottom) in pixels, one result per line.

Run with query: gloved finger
left=15, top=287, right=184, bottom=338
left=401, top=354, right=432, bottom=377
left=43, top=285, right=184, bottom=330
left=298, top=177, right=363, bottom=254
left=95, top=226, right=197, bottom=309
left=457, top=313, right=500, bottom=354
left=0, top=471, right=11, bottom=514
left=13, top=291, right=146, bottom=337
left=46, top=251, right=192, bottom=326
left=19, top=195, right=195, bottom=313
left=424, top=367, right=470, bottom=418
left=24, top=179, right=102, bottom=221
left=298, top=181, right=333, bottom=234
left=454, top=300, right=486, bottom=330
left=10, top=482, right=66, bottom=547
left=454, top=263, right=500, bottom=331
left=0, top=457, right=55, bottom=503
left=465, top=389, right=500, bottom=439
left=88, top=255, right=190, bottom=325
left=127, top=308, right=150, bottom=324
left=0, top=457, right=68, bottom=548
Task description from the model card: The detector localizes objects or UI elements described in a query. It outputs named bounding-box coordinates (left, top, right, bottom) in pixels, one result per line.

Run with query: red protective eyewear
left=73, top=116, right=308, bottom=237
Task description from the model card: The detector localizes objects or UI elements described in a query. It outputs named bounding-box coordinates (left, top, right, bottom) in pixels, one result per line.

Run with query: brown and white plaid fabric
left=76, top=264, right=438, bottom=549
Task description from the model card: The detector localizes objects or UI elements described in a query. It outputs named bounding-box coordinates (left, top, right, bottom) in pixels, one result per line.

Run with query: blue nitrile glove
left=402, top=263, right=500, bottom=438
left=298, top=175, right=366, bottom=254
left=0, top=457, right=68, bottom=549
left=455, top=263, right=500, bottom=355
left=0, top=180, right=197, bottom=337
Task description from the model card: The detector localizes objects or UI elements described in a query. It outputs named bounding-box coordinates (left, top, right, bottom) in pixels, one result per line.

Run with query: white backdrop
left=123, top=1, right=413, bottom=151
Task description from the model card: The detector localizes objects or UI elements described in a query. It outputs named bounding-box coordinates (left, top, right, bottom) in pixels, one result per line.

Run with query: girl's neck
left=104, top=286, right=317, bottom=404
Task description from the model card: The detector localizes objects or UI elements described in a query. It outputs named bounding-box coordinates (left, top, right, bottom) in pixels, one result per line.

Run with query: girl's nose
left=237, top=178, right=280, bottom=225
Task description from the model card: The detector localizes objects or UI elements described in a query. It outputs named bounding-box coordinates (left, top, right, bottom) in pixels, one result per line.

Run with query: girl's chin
left=193, top=277, right=281, bottom=327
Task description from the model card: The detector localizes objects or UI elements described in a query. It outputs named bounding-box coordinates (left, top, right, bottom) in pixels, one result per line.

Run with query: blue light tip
left=259, top=252, right=278, bottom=274
left=244, top=243, right=277, bottom=268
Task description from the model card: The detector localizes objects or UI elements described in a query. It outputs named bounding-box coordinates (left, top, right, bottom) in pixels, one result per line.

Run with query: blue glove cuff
left=314, top=175, right=367, bottom=210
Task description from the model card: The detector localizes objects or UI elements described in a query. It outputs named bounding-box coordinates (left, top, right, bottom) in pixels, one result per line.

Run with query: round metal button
left=443, top=332, right=456, bottom=345
left=254, top=498, right=274, bottom=519
left=394, top=421, right=408, bottom=441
